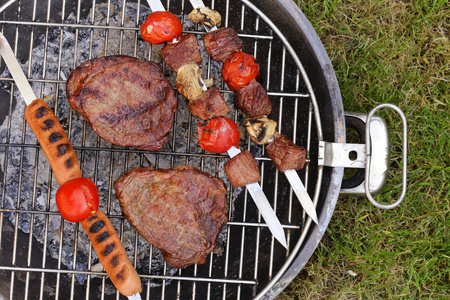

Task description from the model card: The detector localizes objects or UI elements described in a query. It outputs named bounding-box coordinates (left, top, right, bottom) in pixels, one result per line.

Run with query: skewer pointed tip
left=310, top=213, right=319, bottom=225
left=127, top=293, right=142, bottom=300
left=277, top=235, right=288, bottom=249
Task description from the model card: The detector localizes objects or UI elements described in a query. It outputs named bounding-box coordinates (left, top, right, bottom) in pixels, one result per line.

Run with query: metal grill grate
left=0, top=0, right=325, bottom=299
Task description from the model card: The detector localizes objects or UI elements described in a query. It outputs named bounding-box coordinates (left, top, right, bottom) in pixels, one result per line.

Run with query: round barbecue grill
left=0, top=0, right=406, bottom=299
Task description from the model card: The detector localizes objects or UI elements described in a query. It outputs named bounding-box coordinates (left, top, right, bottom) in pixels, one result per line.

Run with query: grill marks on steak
left=66, top=56, right=177, bottom=151
left=66, top=55, right=136, bottom=117
left=234, top=80, right=272, bottom=118
left=114, top=165, right=228, bottom=269
left=204, top=27, right=242, bottom=62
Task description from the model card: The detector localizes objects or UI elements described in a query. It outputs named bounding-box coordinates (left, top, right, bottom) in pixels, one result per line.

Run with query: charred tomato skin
left=140, top=11, right=183, bottom=45
left=222, top=52, right=259, bottom=91
left=56, top=177, right=99, bottom=222
left=198, top=117, right=240, bottom=154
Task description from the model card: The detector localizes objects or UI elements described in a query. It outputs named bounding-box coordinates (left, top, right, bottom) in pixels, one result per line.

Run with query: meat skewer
left=246, top=118, right=319, bottom=224
left=160, top=34, right=231, bottom=119
left=143, top=0, right=231, bottom=120
left=198, top=16, right=273, bottom=117
left=0, top=33, right=142, bottom=299
left=142, top=0, right=286, bottom=246
left=188, top=1, right=318, bottom=224
left=197, top=117, right=287, bottom=248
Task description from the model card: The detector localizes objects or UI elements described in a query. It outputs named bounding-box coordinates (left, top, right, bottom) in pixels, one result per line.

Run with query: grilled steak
left=224, top=149, right=261, bottom=187
left=114, top=165, right=228, bottom=269
left=266, top=134, right=307, bottom=172
left=66, top=56, right=177, bottom=151
left=161, top=34, right=202, bottom=72
left=66, top=55, right=136, bottom=117
left=234, top=80, right=272, bottom=118
left=188, top=87, right=231, bottom=120
left=203, top=27, right=242, bottom=62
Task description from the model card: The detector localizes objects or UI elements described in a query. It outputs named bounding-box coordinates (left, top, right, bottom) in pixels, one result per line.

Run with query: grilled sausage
left=25, top=100, right=141, bottom=295
left=24, top=99, right=81, bottom=186
left=80, top=211, right=142, bottom=297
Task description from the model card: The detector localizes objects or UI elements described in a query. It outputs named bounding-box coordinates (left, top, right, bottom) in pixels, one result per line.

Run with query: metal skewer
left=0, top=32, right=142, bottom=300
left=227, top=146, right=287, bottom=248
left=145, top=0, right=165, bottom=12
left=284, top=170, right=318, bottom=224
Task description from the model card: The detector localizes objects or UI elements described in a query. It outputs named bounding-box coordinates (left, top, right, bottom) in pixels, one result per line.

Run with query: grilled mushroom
left=176, top=63, right=211, bottom=99
left=188, top=7, right=222, bottom=28
left=245, top=117, right=278, bottom=145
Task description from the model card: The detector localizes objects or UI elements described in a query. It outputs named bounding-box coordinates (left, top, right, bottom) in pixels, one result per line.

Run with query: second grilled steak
left=66, top=56, right=177, bottom=151
left=114, top=165, right=228, bottom=269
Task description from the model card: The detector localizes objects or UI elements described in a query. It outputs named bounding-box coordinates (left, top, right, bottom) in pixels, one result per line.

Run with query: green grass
left=278, top=0, right=449, bottom=299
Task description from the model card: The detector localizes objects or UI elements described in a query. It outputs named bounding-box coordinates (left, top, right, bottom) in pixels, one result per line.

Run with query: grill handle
left=319, top=104, right=407, bottom=209
left=364, top=103, right=408, bottom=209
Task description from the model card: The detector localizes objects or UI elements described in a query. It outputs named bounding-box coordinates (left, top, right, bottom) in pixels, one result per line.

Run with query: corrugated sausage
left=24, top=99, right=81, bottom=185
left=80, top=211, right=142, bottom=297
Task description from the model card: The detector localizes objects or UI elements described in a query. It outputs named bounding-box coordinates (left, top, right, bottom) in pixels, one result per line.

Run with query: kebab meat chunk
left=160, top=33, right=202, bottom=71
left=203, top=27, right=242, bottom=62
left=224, top=149, right=261, bottom=187
left=66, top=55, right=177, bottom=151
left=245, top=118, right=307, bottom=172
left=266, top=134, right=307, bottom=172
left=188, top=87, right=231, bottom=120
left=234, top=80, right=272, bottom=118
left=114, top=165, right=228, bottom=269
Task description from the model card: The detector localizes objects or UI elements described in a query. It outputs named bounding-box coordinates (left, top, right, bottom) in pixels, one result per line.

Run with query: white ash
left=0, top=0, right=236, bottom=291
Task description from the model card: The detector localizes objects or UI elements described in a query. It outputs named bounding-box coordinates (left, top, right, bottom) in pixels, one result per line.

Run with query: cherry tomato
left=56, top=177, right=99, bottom=223
left=222, top=51, right=259, bottom=91
left=198, top=117, right=240, bottom=154
left=140, top=11, right=183, bottom=45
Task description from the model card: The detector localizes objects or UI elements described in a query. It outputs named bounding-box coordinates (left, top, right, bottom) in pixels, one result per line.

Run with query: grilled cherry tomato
left=56, top=177, right=99, bottom=223
left=140, top=11, right=183, bottom=45
left=198, top=117, right=240, bottom=154
left=222, top=51, right=259, bottom=91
